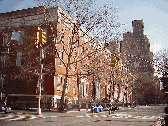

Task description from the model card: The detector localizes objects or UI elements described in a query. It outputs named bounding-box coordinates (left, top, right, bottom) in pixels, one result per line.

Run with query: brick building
left=121, top=20, right=154, bottom=104
left=0, top=6, right=124, bottom=109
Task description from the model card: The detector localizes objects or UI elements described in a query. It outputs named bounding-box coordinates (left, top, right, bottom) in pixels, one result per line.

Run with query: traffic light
left=39, top=29, right=46, bottom=44
left=30, top=27, right=40, bottom=48
left=30, top=27, right=47, bottom=48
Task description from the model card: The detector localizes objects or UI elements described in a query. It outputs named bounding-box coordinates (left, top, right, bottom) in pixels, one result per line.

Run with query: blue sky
left=0, top=0, right=168, bottom=53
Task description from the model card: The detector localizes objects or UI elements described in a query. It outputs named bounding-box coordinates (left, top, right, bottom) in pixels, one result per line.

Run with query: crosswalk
left=76, top=113, right=157, bottom=120
left=0, top=114, right=45, bottom=121
left=0, top=112, right=158, bottom=121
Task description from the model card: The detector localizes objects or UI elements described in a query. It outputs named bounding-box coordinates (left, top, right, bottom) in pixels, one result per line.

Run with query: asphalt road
left=0, top=105, right=166, bottom=126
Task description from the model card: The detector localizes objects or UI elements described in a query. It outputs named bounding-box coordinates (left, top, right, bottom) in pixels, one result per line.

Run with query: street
left=0, top=105, right=166, bottom=126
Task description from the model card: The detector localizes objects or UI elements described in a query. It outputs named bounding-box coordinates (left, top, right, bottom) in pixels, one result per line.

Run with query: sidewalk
left=154, top=115, right=165, bottom=126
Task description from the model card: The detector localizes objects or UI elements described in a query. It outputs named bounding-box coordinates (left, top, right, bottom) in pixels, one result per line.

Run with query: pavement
left=0, top=105, right=166, bottom=125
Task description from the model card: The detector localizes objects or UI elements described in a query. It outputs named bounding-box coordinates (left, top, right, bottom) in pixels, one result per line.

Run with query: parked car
left=0, top=103, right=11, bottom=113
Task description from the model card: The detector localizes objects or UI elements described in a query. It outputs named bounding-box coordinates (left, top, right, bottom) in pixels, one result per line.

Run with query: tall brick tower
left=121, top=20, right=153, bottom=74
left=121, top=20, right=154, bottom=105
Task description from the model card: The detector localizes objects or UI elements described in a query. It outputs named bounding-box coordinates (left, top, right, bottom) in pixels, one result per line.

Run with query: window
left=11, top=31, right=20, bottom=41
left=84, top=83, right=88, bottom=96
left=57, top=76, right=62, bottom=92
left=1, top=54, right=6, bottom=67
left=81, top=61, right=83, bottom=71
left=91, top=84, right=93, bottom=96
left=58, top=29, right=64, bottom=43
left=79, top=83, right=83, bottom=97
left=3, top=33, right=8, bottom=46
left=103, top=87, right=105, bottom=98
left=58, top=51, right=63, bottom=65
left=67, top=36, right=70, bottom=48
left=17, top=52, right=22, bottom=57
left=11, top=31, right=23, bottom=45
left=86, top=84, right=88, bottom=96
left=66, top=78, right=69, bottom=93
left=67, top=55, right=69, bottom=64
left=16, top=52, right=22, bottom=66
left=1, top=76, right=5, bottom=90
left=73, top=79, right=76, bottom=94
left=74, top=42, right=77, bottom=52
left=73, top=58, right=76, bottom=71
left=18, top=31, right=23, bottom=45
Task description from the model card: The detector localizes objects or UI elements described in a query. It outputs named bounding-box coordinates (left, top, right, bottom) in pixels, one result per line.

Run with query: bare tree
left=153, top=48, right=168, bottom=76
left=25, top=0, right=122, bottom=111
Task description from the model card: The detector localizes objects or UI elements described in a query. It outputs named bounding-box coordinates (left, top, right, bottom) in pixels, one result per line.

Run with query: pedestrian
left=4, top=96, right=7, bottom=113
left=109, top=104, right=114, bottom=115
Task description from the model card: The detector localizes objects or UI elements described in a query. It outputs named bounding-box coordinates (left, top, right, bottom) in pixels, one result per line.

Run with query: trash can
left=101, top=107, right=103, bottom=112
left=98, top=106, right=103, bottom=112
left=91, top=106, right=94, bottom=113
left=94, top=107, right=99, bottom=113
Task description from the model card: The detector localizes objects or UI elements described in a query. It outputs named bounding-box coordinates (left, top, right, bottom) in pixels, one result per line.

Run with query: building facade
left=0, top=6, right=136, bottom=109
left=121, top=20, right=154, bottom=104
left=0, top=6, right=120, bottom=109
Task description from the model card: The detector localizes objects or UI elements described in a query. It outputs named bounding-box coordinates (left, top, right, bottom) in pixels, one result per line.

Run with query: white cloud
left=150, top=41, right=162, bottom=53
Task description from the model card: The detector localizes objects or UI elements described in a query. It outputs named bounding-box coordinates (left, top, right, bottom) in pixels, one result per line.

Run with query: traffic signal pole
left=37, top=48, right=43, bottom=115
left=36, top=28, right=46, bottom=115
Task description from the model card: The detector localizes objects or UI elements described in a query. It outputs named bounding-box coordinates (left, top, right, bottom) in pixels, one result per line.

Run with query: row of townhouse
left=0, top=6, right=135, bottom=109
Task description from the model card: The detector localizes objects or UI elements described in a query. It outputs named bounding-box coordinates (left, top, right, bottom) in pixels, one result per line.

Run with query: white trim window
left=73, top=58, right=76, bottom=71
left=74, top=42, right=77, bottom=52
left=57, top=76, right=62, bottom=92
left=58, top=29, right=64, bottom=44
left=3, top=33, right=8, bottom=46
left=81, top=61, right=83, bottom=72
left=86, top=84, right=88, bottom=96
left=67, top=36, right=71, bottom=48
left=16, top=52, right=22, bottom=66
left=103, top=87, right=105, bottom=98
left=58, top=51, right=63, bottom=65
left=11, top=31, right=22, bottom=45
left=66, top=78, right=69, bottom=93
left=1, top=54, right=6, bottom=67
left=84, top=83, right=88, bottom=96
left=73, top=79, right=76, bottom=94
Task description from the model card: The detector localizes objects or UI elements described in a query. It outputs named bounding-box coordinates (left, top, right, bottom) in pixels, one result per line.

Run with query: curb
left=153, top=116, right=165, bottom=126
